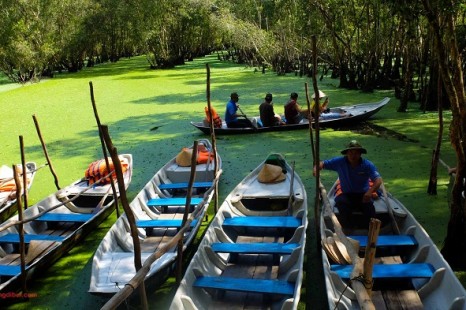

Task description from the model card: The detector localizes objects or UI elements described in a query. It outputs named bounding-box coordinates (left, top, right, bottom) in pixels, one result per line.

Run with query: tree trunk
left=422, top=0, right=466, bottom=269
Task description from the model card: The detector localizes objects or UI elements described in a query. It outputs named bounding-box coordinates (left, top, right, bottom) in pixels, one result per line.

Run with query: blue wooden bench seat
left=0, top=233, right=65, bottom=244
left=211, top=242, right=299, bottom=255
left=331, top=263, right=435, bottom=280
left=222, top=216, right=301, bottom=229
left=348, top=235, right=417, bottom=248
left=0, top=265, right=22, bottom=276
left=158, top=182, right=213, bottom=190
left=36, top=213, right=93, bottom=222
left=136, top=219, right=198, bottom=228
left=193, top=276, right=295, bottom=296
left=147, top=197, right=203, bottom=207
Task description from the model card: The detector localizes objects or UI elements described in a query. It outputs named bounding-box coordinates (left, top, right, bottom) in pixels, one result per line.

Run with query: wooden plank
left=383, top=290, right=424, bottom=310
left=0, top=265, right=22, bottom=276
left=331, top=263, right=435, bottom=279
left=193, top=276, right=295, bottom=296
left=211, top=242, right=299, bottom=254
left=136, top=219, right=198, bottom=228
left=349, top=235, right=417, bottom=247
left=158, top=182, right=212, bottom=190
left=0, top=233, right=65, bottom=244
left=223, top=216, right=301, bottom=229
left=36, top=213, right=93, bottom=222
left=147, top=197, right=203, bottom=207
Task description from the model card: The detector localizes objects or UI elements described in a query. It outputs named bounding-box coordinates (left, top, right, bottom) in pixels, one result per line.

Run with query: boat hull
left=192, top=97, right=390, bottom=135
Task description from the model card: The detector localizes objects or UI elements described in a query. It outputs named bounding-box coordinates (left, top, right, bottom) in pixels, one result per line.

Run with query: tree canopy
left=1, top=0, right=466, bottom=267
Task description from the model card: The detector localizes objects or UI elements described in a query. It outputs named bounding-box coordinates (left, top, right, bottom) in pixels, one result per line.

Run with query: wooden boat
left=170, top=153, right=307, bottom=310
left=321, top=181, right=466, bottom=310
left=0, top=154, right=132, bottom=293
left=0, top=162, right=38, bottom=223
left=191, top=97, right=390, bottom=135
left=89, top=139, right=221, bottom=294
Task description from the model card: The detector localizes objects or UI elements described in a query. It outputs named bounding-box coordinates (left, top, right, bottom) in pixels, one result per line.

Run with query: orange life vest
left=85, top=157, right=129, bottom=185
left=204, top=107, right=222, bottom=128
left=334, top=179, right=379, bottom=198
left=196, top=144, right=214, bottom=164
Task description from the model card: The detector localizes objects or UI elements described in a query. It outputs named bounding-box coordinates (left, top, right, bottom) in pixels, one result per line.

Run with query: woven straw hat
left=257, top=164, right=286, bottom=183
left=175, top=148, right=193, bottom=167
left=312, top=90, right=327, bottom=99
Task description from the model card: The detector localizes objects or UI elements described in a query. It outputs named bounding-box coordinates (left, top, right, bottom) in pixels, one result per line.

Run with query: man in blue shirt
left=225, top=92, right=253, bottom=128
left=314, top=140, right=382, bottom=229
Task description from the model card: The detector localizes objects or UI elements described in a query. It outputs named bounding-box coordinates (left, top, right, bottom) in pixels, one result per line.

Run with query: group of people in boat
left=224, top=91, right=347, bottom=129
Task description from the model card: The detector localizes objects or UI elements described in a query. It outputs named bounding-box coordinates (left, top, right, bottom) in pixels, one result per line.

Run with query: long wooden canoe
left=321, top=181, right=466, bottom=309
left=0, top=154, right=132, bottom=293
left=89, top=140, right=220, bottom=294
left=170, top=153, right=307, bottom=309
left=191, top=97, right=390, bottom=135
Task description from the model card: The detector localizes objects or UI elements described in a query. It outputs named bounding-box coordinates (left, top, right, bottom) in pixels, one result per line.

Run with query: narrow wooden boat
left=0, top=154, right=132, bottom=293
left=89, top=139, right=220, bottom=294
left=321, top=181, right=466, bottom=310
left=170, top=153, right=307, bottom=310
left=191, top=97, right=390, bottom=135
left=0, top=162, right=38, bottom=223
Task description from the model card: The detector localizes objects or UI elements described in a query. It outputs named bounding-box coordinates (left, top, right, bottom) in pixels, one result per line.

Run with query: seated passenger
left=259, top=93, right=284, bottom=127
left=284, top=92, right=309, bottom=124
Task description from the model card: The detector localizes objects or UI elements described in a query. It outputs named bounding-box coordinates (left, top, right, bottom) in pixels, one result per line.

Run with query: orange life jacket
left=85, top=157, right=129, bottom=185
left=204, top=107, right=222, bottom=128
left=334, top=179, right=379, bottom=198
left=196, top=144, right=214, bottom=164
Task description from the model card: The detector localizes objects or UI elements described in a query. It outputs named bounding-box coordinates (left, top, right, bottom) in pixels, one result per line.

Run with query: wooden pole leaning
left=20, top=136, right=29, bottom=210
left=32, top=114, right=60, bottom=190
left=311, top=35, right=322, bottom=237
left=319, top=181, right=376, bottom=310
left=100, top=125, right=148, bottom=310
left=176, top=141, right=198, bottom=283
left=13, top=164, right=27, bottom=294
left=89, top=81, right=120, bottom=218
left=363, top=218, right=381, bottom=297
left=305, top=82, right=315, bottom=161
left=206, top=64, right=219, bottom=214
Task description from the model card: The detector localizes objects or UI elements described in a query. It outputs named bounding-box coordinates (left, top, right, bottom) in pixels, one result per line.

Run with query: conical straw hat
left=175, top=148, right=193, bottom=167
left=257, top=164, right=286, bottom=183
left=312, top=90, right=327, bottom=99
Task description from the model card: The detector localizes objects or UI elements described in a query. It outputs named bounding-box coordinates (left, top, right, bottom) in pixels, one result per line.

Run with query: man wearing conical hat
left=314, top=140, right=382, bottom=230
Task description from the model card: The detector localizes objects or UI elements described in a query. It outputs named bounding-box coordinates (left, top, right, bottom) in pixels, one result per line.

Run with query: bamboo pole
left=176, top=141, right=198, bottom=283
left=305, top=82, right=315, bottom=161
left=32, top=114, right=60, bottom=190
left=319, top=181, right=375, bottom=309
left=0, top=170, right=115, bottom=234
left=20, top=136, right=29, bottom=210
left=100, top=125, right=148, bottom=310
left=311, top=35, right=322, bottom=238
left=206, top=63, right=219, bottom=213
left=13, top=164, right=27, bottom=293
left=363, top=218, right=381, bottom=297
left=89, top=81, right=120, bottom=217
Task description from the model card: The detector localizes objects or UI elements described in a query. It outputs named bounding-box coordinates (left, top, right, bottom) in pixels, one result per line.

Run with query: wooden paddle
left=237, top=105, right=255, bottom=128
